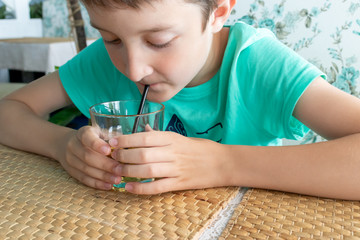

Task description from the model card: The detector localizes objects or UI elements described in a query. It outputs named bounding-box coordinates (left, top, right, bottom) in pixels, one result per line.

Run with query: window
left=0, top=0, right=16, bottom=19
left=29, top=0, right=42, bottom=19
left=0, top=0, right=42, bottom=38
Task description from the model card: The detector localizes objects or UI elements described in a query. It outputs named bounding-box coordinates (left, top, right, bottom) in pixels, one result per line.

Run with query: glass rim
left=89, top=100, right=165, bottom=118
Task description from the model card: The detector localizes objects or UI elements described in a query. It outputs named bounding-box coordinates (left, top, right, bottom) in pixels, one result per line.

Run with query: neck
left=187, top=27, right=229, bottom=87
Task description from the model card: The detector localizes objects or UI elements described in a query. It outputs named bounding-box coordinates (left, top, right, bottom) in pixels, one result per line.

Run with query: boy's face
left=86, top=0, right=220, bottom=102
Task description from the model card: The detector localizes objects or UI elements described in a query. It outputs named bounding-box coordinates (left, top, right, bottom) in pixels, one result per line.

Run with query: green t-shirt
left=59, top=22, right=325, bottom=146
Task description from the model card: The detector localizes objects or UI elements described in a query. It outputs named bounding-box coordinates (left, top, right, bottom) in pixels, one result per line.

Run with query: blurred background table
left=0, top=38, right=95, bottom=83
left=0, top=83, right=26, bottom=99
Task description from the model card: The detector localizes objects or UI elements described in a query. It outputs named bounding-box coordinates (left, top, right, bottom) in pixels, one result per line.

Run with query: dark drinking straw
left=132, top=85, right=150, bottom=133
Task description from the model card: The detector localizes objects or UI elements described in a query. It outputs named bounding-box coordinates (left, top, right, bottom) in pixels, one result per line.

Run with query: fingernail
left=114, top=165, right=122, bottom=175
left=104, top=183, right=112, bottom=190
left=125, top=183, right=133, bottom=191
left=111, top=150, right=116, bottom=159
left=101, top=146, right=110, bottom=155
left=111, top=176, right=121, bottom=184
left=109, top=138, right=118, bottom=146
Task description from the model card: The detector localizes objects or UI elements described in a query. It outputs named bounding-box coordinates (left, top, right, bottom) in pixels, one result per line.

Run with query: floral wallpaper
left=42, top=0, right=99, bottom=38
left=226, top=0, right=360, bottom=143
left=42, top=0, right=360, bottom=143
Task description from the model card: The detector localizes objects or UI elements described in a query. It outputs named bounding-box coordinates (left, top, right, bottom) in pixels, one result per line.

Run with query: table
left=219, top=188, right=360, bottom=239
left=0, top=38, right=96, bottom=73
left=2, top=131, right=357, bottom=238
left=0, top=144, right=244, bottom=239
left=0, top=83, right=26, bottom=99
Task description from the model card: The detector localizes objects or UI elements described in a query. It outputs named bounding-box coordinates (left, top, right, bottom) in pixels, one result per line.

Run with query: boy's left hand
left=109, top=129, right=230, bottom=194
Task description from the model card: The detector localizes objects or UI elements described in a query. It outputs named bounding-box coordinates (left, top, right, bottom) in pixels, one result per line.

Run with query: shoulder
left=75, top=38, right=109, bottom=61
left=227, top=22, right=276, bottom=50
left=60, top=38, right=113, bottom=75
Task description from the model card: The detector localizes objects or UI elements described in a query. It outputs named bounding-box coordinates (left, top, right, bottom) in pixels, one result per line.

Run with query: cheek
left=162, top=50, right=204, bottom=86
left=170, top=43, right=207, bottom=77
left=105, top=45, right=125, bottom=72
left=155, top=56, right=179, bottom=75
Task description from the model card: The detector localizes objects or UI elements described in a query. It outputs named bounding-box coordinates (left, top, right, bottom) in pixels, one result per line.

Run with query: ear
left=210, top=0, right=237, bottom=33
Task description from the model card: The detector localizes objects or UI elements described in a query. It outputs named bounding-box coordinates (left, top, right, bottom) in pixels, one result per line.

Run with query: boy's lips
left=140, top=82, right=160, bottom=87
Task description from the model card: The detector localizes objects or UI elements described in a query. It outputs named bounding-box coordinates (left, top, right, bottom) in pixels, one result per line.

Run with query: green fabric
left=59, top=40, right=140, bottom=116
left=59, top=22, right=325, bottom=146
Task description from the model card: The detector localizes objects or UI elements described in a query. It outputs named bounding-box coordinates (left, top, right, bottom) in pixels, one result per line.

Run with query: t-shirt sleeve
left=58, top=39, right=139, bottom=118
left=238, top=36, right=326, bottom=140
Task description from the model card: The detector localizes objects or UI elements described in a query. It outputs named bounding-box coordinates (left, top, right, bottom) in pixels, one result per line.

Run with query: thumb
left=145, top=124, right=154, bottom=132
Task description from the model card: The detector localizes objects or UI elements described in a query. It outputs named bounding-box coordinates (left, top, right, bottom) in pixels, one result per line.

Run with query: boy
left=1, top=0, right=360, bottom=200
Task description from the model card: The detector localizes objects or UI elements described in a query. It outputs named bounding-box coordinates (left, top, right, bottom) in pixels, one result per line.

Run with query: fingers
left=112, top=145, right=170, bottom=164
left=125, top=178, right=182, bottom=195
left=112, top=145, right=176, bottom=178
left=109, top=130, right=173, bottom=149
left=120, top=162, right=178, bottom=179
left=62, top=126, right=124, bottom=190
left=61, top=153, right=120, bottom=190
left=69, top=127, right=199, bottom=194
left=69, top=151, right=122, bottom=183
left=145, top=124, right=153, bottom=132
left=68, top=133, right=122, bottom=176
left=77, top=126, right=111, bottom=155
left=70, top=167, right=114, bottom=190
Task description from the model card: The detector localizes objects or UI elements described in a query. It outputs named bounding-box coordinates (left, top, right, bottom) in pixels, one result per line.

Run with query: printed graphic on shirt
left=165, top=114, right=188, bottom=136
left=196, top=122, right=223, bottom=143
left=165, top=114, right=223, bottom=143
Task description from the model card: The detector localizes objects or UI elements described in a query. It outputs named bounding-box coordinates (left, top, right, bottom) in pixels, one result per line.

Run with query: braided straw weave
left=220, top=188, right=360, bottom=239
left=0, top=144, right=239, bottom=239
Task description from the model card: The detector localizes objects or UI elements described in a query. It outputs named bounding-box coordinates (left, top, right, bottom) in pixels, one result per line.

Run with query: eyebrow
left=90, top=22, right=107, bottom=31
left=90, top=22, right=173, bottom=34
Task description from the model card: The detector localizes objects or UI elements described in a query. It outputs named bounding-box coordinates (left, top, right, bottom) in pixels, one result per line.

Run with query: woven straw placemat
left=0, top=144, right=240, bottom=239
left=219, top=188, right=360, bottom=239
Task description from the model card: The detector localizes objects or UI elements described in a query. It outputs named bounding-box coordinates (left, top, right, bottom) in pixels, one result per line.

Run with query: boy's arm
left=0, top=72, right=132, bottom=190
left=293, top=77, right=360, bottom=140
left=118, top=77, right=360, bottom=200
left=226, top=77, right=360, bottom=200
left=0, top=72, right=76, bottom=160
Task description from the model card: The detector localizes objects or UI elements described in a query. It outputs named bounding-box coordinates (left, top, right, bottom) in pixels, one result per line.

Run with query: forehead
left=82, top=0, right=192, bottom=9
left=86, top=0, right=204, bottom=33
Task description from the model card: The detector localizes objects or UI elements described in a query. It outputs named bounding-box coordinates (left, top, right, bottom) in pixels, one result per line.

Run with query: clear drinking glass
left=89, top=100, right=165, bottom=191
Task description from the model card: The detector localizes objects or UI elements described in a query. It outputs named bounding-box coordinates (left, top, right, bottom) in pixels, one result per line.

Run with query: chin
left=147, top=92, right=175, bottom=103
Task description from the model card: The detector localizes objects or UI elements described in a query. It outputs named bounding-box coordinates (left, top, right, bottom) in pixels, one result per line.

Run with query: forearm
left=224, top=134, right=360, bottom=200
left=0, top=99, right=76, bottom=161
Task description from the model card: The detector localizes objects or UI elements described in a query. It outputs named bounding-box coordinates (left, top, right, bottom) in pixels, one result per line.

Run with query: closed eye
left=148, top=41, right=171, bottom=49
left=103, top=38, right=122, bottom=45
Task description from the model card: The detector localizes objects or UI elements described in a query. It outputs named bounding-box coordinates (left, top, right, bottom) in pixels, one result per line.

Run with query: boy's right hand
left=58, top=126, right=122, bottom=190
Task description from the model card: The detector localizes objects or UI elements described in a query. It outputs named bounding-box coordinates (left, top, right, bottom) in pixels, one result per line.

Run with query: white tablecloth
left=0, top=83, right=26, bottom=99
left=0, top=38, right=96, bottom=73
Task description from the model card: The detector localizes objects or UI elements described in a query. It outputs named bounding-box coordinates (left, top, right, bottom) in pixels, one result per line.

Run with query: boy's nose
left=124, top=50, right=153, bottom=82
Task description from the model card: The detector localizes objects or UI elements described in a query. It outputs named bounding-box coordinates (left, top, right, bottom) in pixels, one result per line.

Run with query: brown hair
left=81, top=0, right=218, bottom=29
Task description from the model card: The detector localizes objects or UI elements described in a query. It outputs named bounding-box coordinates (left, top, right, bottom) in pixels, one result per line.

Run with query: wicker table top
left=0, top=144, right=240, bottom=239
left=219, top=188, right=360, bottom=239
